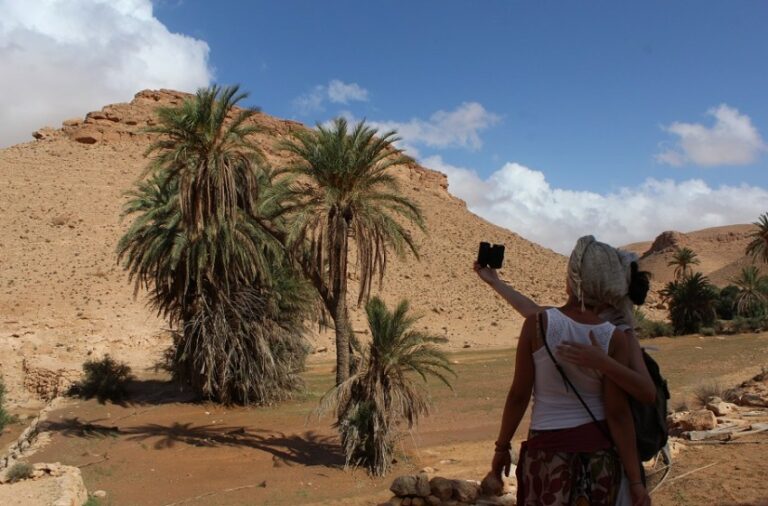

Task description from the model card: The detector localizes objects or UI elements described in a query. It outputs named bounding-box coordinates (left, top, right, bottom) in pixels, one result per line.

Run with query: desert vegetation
left=316, top=297, right=454, bottom=476
left=0, top=376, right=16, bottom=431
left=117, top=85, right=429, bottom=426
left=277, top=118, right=425, bottom=385
left=68, top=355, right=133, bottom=404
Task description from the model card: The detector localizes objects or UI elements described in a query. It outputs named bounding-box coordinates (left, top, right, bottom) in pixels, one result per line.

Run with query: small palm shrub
left=69, top=356, right=133, bottom=404
left=732, top=266, right=768, bottom=318
left=316, top=297, right=454, bottom=476
left=6, top=462, right=34, bottom=483
left=663, top=273, right=718, bottom=335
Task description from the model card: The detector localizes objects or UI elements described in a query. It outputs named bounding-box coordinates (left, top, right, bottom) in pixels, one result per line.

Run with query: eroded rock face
left=22, top=359, right=79, bottom=401
left=641, top=230, right=688, bottom=257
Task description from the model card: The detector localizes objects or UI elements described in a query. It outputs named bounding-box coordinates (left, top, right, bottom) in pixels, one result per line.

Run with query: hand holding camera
left=474, top=241, right=505, bottom=285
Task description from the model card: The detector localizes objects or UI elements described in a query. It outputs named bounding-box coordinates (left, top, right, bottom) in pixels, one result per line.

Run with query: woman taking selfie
left=483, top=236, right=651, bottom=505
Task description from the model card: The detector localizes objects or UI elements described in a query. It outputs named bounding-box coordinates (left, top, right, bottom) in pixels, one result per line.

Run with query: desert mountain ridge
left=624, top=224, right=763, bottom=289
left=0, top=89, right=567, bottom=407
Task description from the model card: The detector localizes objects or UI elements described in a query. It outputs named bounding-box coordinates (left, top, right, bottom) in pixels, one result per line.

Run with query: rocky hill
left=624, top=224, right=763, bottom=288
left=0, top=90, right=567, bottom=407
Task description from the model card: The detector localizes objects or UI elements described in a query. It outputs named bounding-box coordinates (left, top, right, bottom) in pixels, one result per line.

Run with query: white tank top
left=531, top=308, right=616, bottom=431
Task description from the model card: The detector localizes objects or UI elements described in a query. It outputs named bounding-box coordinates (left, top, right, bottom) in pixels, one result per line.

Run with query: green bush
left=715, top=285, right=739, bottom=320
left=637, top=318, right=673, bottom=338
left=6, top=462, right=34, bottom=483
left=69, top=355, right=133, bottom=404
left=0, top=377, right=16, bottom=431
left=663, top=273, right=718, bottom=335
left=700, top=326, right=716, bottom=336
left=731, top=315, right=766, bottom=333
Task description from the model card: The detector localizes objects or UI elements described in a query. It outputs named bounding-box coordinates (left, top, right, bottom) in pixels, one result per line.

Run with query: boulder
left=453, top=479, right=481, bottom=503
left=430, top=476, right=454, bottom=500
left=667, top=409, right=717, bottom=432
left=391, top=473, right=430, bottom=497
left=411, top=498, right=425, bottom=506
left=425, top=496, right=441, bottom=506
left=481, top=472, right=504, bottom=496
left=706, top=397, right=738, bottom=417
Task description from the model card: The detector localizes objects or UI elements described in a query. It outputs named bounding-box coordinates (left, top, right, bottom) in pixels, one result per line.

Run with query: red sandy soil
left=22, top=332, right=768, bottom=506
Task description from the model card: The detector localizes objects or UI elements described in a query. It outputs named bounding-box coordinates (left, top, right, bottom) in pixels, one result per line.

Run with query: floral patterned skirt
left=516, top=428, right=622, bottom=506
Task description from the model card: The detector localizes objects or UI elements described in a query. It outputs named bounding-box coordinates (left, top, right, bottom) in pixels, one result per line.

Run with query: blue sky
left=2, top=0, right=767, bottom=251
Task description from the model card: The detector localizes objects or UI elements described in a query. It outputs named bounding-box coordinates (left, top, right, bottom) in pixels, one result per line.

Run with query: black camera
left=477, top=242, right=505, bottom=269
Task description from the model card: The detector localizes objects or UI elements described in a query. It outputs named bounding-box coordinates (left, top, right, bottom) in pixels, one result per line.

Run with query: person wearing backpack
left=474, top=237, right=670, bottom=469
left=480, top=236, right=663, bottom=505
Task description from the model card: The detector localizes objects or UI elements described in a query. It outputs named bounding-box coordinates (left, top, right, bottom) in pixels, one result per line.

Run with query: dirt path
left=21, top=333, right=768, bottom=505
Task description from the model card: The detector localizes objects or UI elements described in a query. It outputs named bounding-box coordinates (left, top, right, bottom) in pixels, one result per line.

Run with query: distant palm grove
left=117, top=85, right=445, bottom=475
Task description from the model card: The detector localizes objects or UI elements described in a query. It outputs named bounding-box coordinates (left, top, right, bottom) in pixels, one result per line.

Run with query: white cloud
left=424, top=155, right=768, bottom=254
left=656, top=104, right=766, bottom=167
left=0, top=0, right=212, bottom=147
left=367, top=102, right=500, bottom=151
left=327, top=79, right=368, bottom=104
left=293, top=79, right=369, bottom=114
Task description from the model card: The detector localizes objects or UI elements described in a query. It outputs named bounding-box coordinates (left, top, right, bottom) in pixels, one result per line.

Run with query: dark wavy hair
left=628, top=261, right=651, bottom=305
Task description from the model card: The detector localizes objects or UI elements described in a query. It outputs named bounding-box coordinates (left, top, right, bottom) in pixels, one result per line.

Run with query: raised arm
left=558, top=329, right=655, bottom=404
left=474, top=263, right=543, bottom=318
left=491, top=314, right=536, bottom=478
left=603, top=330, right=651, bottom=506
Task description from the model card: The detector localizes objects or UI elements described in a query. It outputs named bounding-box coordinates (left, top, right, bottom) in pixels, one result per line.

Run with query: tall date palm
left=118, top=86, right=311, bottom=404
left=667, top=247, right=700, bottom=280
left=278, top=118, right=426, bottom=385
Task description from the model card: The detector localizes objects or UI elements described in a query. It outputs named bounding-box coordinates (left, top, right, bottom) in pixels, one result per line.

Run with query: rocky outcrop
left=0, top=462, right=88, bottom=506
left=641, top=230, right=688, bottom=258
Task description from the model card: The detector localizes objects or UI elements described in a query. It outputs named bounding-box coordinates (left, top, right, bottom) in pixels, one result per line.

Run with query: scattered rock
left=706, top=397, right=738, bottom=417
left=92, top=489, right=107, bottom=498
left=452, top=479, right=481, bottom=503
left=667, top=409, right=717, bottom=432
left=481, top=472, right=504, bottom=496
left=391, top=474, right=430, bottom=497
left=430, top=476, right=454, bottom=500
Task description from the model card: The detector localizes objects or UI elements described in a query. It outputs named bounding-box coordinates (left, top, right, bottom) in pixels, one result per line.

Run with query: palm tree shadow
left=42, top=417, right=344, bottom=468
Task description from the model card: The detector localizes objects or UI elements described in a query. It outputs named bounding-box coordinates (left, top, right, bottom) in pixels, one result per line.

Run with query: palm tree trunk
left=330, top=217, right=352, bottom=385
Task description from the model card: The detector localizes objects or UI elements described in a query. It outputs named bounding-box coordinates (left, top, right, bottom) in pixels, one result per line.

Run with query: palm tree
left=667, top=247, right=701, bottom=280
left=278, top=118, right=426, bottom=385
left=732, top=266, right=768, bottom=317
left=118, top=86, right=312, bottom=404
left=746, top=213, right=768, bottom=264
left=144, top=85, right=264, bottom=237
left=664, top=273, right=718, bottom=334
left=316, top=297, right=454, bottom=476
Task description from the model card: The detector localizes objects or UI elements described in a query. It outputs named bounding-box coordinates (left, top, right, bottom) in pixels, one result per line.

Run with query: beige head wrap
left=567, top=235, right=637, bottom=329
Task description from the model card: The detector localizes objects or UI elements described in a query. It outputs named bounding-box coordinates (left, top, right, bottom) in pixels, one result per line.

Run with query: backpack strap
left=537, top=311, right=613, bottom=441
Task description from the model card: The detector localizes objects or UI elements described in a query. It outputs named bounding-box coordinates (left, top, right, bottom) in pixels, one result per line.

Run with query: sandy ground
left=8, top=332, right=765, bottom=506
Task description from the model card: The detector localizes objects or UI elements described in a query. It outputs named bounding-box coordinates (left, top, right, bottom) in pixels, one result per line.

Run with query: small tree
left=663, top=273, right=718, bottom=335
left=746, top=212, right=768, bottom=264
left=732, top=266, right=768, bottom=318
left=316, top=297, right=454, bottom=476
left=667, top=247, right=700, bottom=280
